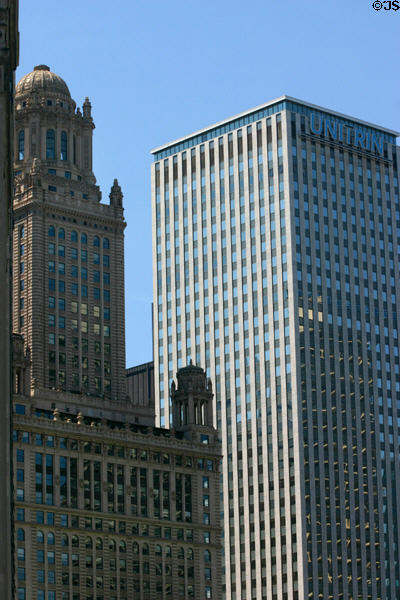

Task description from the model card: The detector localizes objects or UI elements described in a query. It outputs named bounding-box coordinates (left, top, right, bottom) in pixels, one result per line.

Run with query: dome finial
left=34, top=65, right=50, bottom=71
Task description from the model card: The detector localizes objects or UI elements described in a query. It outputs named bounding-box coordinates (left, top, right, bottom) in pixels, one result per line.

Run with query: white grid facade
left=152, top=98, right=400, bottom=600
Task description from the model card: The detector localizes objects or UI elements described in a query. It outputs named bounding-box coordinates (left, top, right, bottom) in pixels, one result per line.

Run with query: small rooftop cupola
left=171, top=362, right=214, bottom=432
left=109, top=178, right=123, bottom=208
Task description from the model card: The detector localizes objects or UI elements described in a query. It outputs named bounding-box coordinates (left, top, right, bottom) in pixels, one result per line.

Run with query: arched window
left=37, top=530, right=44, bottom=543
left=155, top=544, right=162, bottom=556
left=142, top=543, right=149, bottom=555
left=177, top=546, right=184, bottom=559
left=85, top=537, right=92, bottom=549
left=58, top=228, right=65, bottom=240
left=204, top=550, right=211, bottom=562
left=81, top=233, right=87, bottom=245
left=108, top=539, right=116, bottom=552
left=46, top=129, right=55, bottom=159
left=132, top=542, right=139, bottom=554
left=71, top=230, right=78, bottom=242
left=93, top=235, right=100, bottom=247
left=18, top=130, right=25, bottom=160
left=119, top=540, right=126, bottom=553
left=47, top=532, right=55, bottom=545
left=165, top=545, right=172, bottom=558
left=103, top=237, right=109, bottom=249
left=61, top=534, right=68, bottom=546
left=61, top=131, right=68, bottom=161
left=71, top=534, right=79, bottom=547
left=48, top=226, right=55, bottom=237
left=187, top=548, right=194, bottom=560
left=96, top=538, right=102, bottom=550
left=17, top=528, right=25, bottom=541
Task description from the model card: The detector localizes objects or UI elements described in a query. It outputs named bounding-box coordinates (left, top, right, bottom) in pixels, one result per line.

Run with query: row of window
left=48, top=324, right=110, bottom=337
left=47, top=227, right=110, bottom=248
left=48, top=299, right=110, bottom=317
left=18, top=531, right=208, bottom=559
left=45, top=281, right=110, bottom=302
left=15, top=508, right=208, bottom=543
left=48, top=246, right=110, bottom=265
left=18, top=129, right=68, bottom=161
left=15, top=440, right=214, bottom=471
left=48, top=263, right=110, bottom=277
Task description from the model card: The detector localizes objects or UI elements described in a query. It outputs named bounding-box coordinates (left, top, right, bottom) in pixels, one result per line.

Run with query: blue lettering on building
left=310, top=113, right=383, bottom=155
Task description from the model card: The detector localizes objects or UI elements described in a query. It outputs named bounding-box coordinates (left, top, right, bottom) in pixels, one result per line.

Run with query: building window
left=61, top=131, right=68, bottom=160
left=103, top=237, right=109, bottom=249
left=46, top=129, right=56, bottom=159
left=18, top=130, right=25, bottom=160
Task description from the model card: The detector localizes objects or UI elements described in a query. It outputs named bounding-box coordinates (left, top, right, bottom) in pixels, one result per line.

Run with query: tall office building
left=152, top=97, right=400, bottom=599
left=13, top=65, right=126, bottom=401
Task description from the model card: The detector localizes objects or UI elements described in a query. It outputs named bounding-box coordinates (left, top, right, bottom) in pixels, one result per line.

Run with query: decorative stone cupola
left=170, top=362, right=214, bottom=438
left=14, top=64, right=98, bottom=189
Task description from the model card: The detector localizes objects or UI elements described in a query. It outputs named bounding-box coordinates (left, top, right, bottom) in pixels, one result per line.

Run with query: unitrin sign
left=310, top=113, right=384, bottom=155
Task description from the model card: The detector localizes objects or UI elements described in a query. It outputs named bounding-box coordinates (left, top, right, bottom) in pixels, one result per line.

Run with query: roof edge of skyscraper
left=151, top=94, right=399, bottom=155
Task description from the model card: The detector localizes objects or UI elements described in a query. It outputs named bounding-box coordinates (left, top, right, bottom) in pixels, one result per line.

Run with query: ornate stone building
left=12, top=66, right=222, bottom=600
left=13, top=347, right=221, bottom=600
left=13, top=65, right=126, bottom=401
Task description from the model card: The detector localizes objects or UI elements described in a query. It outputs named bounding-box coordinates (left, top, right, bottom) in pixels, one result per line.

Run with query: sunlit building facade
left=12, top=66, right=222, bottom=600
left=13, top=65, right=126, bottom=402
left=152, top=97, right=400, bottom=599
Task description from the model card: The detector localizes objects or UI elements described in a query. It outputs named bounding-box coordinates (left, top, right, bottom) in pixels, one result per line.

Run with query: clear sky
left=17, top=0, right=399, bottom=368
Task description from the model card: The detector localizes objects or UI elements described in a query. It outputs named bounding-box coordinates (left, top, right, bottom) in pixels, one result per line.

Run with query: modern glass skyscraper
left=151, top=97, right=400, bottom=600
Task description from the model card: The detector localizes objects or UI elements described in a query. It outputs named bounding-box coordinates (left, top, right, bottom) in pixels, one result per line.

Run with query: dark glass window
left=46, top=129, right=55, bottom=159
left=18, top=130, right=25, bottom=160
left=61, top=131, right=68, bottom=161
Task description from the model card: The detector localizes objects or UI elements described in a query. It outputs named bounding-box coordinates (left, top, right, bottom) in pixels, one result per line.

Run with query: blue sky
left=18, top=0, right=399, bottom=367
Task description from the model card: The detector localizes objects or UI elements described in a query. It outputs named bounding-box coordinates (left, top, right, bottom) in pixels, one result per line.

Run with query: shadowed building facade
left=0, top=1, right=19, bottom=598
left=151, top=97, right=400, bottom=599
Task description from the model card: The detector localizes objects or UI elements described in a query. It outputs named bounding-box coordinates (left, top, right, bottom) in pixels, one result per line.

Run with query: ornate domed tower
left=12, top=65, right=127, bottom=402
left=14, top=65, right=96, bottom=185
